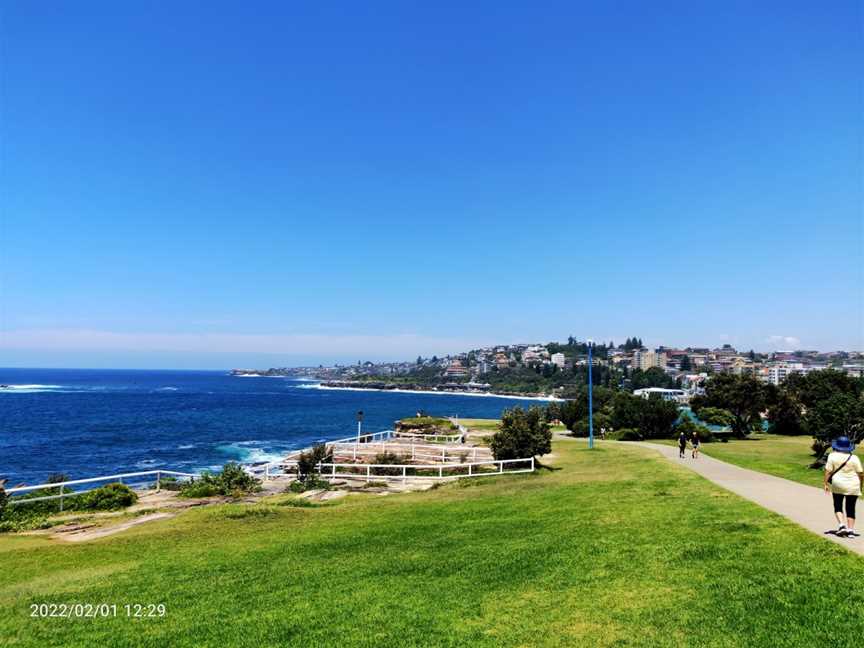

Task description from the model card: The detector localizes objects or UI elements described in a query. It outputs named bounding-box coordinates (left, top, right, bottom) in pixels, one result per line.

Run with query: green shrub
left=296, top=444, right=333, bottom=483
left=76, top=483, right=137, bottom=510
left=287, top=476, right=330, bottom=493
left=0, top=484, right=7, bottom=519
left=373, top=452, right=405, bottom=476
left=609, top=428, right=643, bottom=441
left=178, top=481, right=221, bottom=498
left=152, top=476, right=183, bottom=491
left=179, top=462, right=260, bottom=498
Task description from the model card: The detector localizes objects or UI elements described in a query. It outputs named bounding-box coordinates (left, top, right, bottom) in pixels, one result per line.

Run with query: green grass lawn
left=659, top=434, right=822, bottom=488
left=2, top=440, right=863, bottom=647
left=458, top=417, right=500, bottom=432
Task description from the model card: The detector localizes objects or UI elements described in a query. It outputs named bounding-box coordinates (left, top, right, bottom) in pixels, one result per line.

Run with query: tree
left=679, top=355, right=692, bottom=371
left=558, top=398, right=588, bottom=434
left=490, top=407, right=552, bottom=462
left=807, top=394, right=864, bottom=448
left=698, top=373, right=765, bottom=438
left=695, top=407, right=735, bottom=428
left=610, top=393, right=679, bottom=439
left=767, top=392, right=805, bottom=436
left=630, top=367, right=675, bottom=390
left=416, top=356, right=422, bottom=365
left=786, top=369, right=861, bottom=409
left=296, top=443, right=333, bottom=483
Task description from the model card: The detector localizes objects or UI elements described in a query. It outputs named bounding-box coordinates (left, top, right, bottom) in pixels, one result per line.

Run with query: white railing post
left=402, top=466, right=407, bottom=484
left=498, top=461, right=503, bottom=474
left=332, top=464, right=336, bottom=479
left=438, top=465, right=442, bottom=478
left=366, top=465, right=370, bottom=483
left=59, top=486, right=64, bottom=512
left=157, top=470, right=162, bottom=490
left=468, top=464, right=472, bottom=477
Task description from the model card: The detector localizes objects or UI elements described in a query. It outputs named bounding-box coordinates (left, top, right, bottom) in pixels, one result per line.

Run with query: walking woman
left=678, top=430, right=688, bottom=459
left=691, top=431, right=701, bottom=459
left=823, top=436, right=864, bottom=538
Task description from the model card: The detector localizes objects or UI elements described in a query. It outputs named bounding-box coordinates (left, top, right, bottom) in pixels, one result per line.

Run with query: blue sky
left=1, top=1, right=861, bottom=369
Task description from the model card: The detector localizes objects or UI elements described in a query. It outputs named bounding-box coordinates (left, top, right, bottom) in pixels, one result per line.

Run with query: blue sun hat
left=832, top=436, right=855, bottom=452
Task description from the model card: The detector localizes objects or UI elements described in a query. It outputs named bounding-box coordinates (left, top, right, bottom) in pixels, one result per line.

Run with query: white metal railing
left=280, top=430, right=396, bottom=462
left=266, top=457, right=534, bottom=482
left=328, top=441, right=487, bottom=463
left=5, top=470, right=198, bottom=511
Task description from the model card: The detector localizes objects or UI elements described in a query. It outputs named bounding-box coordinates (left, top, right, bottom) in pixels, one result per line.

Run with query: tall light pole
left=356, top=410, right=364, bottom=443
left=587, top=340, right=594, bottom=449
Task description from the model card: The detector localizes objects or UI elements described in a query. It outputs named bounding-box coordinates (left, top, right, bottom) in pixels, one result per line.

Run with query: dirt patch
left=53, top=513, right=176, bottom=543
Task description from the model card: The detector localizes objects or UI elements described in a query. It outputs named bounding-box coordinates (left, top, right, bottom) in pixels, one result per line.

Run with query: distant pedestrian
left=691, top=432, right=701, bottom=459
left=678, top=431, right=688, bottom=458
left=823, top=436, right=864, bottom=538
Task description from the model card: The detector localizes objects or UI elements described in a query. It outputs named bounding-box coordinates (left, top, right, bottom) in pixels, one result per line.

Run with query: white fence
left=328, top=441, right=489, bottom=463
left=267, top=457, right=534, bottom=482
left=5, top=470, right=198, bottom=511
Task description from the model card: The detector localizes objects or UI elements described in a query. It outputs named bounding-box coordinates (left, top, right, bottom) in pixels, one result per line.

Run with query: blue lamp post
left=587, top=340, right=594, bottom=449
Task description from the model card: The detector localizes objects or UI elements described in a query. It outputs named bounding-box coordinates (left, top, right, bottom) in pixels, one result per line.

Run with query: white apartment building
left=633, top=387, right=688, bottom=403
left=761, top=363, right=810, bottom=385
left=632, top=350, right=667, bottom=371
left=551, top=353, right=566, bottom=368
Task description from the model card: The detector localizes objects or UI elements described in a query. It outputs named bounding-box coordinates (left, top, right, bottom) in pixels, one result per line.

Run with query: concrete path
left=639, top=442, right=864, bottom=556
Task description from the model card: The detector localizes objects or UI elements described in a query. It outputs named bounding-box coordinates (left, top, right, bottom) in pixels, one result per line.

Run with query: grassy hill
left=2, top=438, right=862, bottom=647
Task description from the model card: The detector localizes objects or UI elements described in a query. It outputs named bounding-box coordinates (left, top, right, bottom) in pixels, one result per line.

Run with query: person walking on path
left=678, top=430, right=688, bottom=459
left=823, top=436, right=864, bottom=538
left=690, top=431, right=701, bottom=459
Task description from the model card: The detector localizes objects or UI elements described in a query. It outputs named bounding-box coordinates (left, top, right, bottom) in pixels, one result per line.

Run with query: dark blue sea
left=0, top=368, right=545, bottom=486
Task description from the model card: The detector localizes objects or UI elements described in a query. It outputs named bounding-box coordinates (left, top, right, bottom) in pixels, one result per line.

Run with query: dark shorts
left=833, top=493, right=858, bottom=518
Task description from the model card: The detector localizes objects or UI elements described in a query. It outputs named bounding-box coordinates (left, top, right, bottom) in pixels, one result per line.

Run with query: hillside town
left=232, top=339, right=864, bottom=399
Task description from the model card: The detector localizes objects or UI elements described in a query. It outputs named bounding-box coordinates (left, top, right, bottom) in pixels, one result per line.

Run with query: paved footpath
left=639, top=442, right=864, bottom=556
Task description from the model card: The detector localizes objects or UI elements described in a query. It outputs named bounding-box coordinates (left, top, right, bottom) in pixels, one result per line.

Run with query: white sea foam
left=177, top=444, right=196, bottom=450
left=310, top=384, right=562, bottom=401
left=0, top=384, right=65, bottom=393
left=215, top=441, right=289, bottom=465
left=156, top=386, right=179, bottom=391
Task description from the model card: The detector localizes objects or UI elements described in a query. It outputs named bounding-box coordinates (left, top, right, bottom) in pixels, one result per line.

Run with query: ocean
left=0, top=368, right=545, bottom=486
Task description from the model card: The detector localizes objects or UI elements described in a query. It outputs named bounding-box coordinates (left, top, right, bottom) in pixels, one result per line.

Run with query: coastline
left=309, top=382, right=562, bottom=402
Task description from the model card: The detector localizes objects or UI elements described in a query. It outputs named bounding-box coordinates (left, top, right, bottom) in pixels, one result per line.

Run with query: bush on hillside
left=0, top=482, right=138, bottom=533
left=76, top=483, right=138, bottom=510
left=179, top=462, right=260, bottom=498
left=296, top=444, right=333, bottom=483
left=0, top=484, right=7, bottom=519
left=373, top=452, right=405, bottom=476
left=608, top=428, right=642, bottom=441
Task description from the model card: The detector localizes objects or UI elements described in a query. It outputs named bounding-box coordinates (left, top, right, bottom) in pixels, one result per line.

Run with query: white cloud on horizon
left=0, top=328, right=492, bottom=359
left=765, top=335, right=802, bottom=350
